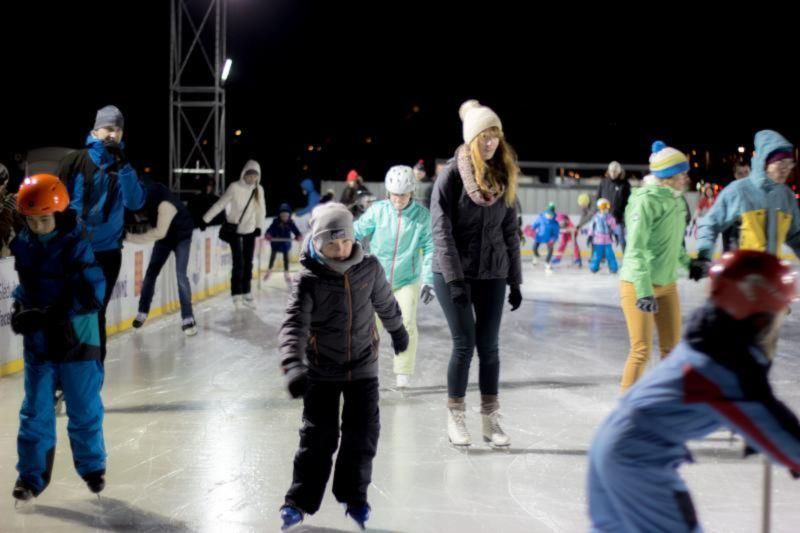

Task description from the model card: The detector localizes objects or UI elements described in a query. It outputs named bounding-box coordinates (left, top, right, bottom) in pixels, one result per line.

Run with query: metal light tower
left=169, top=0, right=227, bottom=195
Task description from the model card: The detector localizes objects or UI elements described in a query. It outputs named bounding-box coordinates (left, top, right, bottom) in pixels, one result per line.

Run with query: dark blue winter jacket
left=266, top=218, right=302, bottom=253
left=56, top=135, right=146, bottom=252
left=10, top=211, right=106, bottom=362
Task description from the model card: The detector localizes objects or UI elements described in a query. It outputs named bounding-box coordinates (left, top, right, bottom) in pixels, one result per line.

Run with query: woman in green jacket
left=619, top=141, right=691, bottom=390
left=354, top=165, right=435, bottom=389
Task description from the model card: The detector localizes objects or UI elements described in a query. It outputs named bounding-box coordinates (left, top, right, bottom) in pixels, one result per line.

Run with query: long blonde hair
left=468, top=127, right=519, bottom=207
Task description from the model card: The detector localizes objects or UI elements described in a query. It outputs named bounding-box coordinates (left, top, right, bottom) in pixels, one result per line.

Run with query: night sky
left=2, top=2, right=797, bottom=211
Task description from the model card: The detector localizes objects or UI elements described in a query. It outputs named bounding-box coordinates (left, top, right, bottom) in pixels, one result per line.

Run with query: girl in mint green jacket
left=354, top=166, right=435, bottom=388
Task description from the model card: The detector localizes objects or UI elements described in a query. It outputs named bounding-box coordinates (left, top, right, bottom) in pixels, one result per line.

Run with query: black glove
left=586, top=235, right=594, bottom=247
left=508, top=285, right=522, bottom=311
left=419, top=284, right=435, bottom=305
left=10, top=302, right=47, bottom=335
left=104, top=142, right=127, bottom=167
left=636, top=296, right=658, bottom=313
left=689, top=257, right=711, bottom=282
left=390, top=327, right=410, bottom=355
left=197, top=219, right=208, bottom=231
left=285, top=364, right=309, bottom=399
left=448, top=280, right=470, bottom=307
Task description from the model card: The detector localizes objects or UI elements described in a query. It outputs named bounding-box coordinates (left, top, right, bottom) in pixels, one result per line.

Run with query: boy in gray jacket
left=279, top=202, right=408, bottom=530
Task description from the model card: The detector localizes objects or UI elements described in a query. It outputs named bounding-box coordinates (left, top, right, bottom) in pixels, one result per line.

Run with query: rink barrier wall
left=0, top=224, right=306, bottom=377
left=2, top=213, right=790, bottom=378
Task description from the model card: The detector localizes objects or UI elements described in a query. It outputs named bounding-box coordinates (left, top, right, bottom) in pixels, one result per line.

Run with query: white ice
left=1, top=261, right=799, bottom=532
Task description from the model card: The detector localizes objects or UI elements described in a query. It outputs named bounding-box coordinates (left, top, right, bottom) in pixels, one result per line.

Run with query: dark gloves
left=285, top=364, right=309, bottom=399
left=636, top=296, right=659, bottom=313
left=390, top=326, right=410, bottom=355
left=419, top=284, right=435, bottom=305
left=10, top=302, right=47, bottom=335
left=448, top=280, right=470, bottom=306
left=508, top=285, right=522, bottom=311
left=197, top=219, right=208, bottom=231
left=586, top=235, right=594, bottom=247
left=104, top=142, right=127, bottom=167
left=689, top=257, right=712, bottom=282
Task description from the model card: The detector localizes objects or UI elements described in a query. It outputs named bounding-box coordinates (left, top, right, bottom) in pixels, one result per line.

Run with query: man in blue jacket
left=56, top=105, right=146, bottom=362
left=692, top=130, right=800, bottom=280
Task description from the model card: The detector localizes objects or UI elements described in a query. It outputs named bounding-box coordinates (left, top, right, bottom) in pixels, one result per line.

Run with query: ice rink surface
left=1, top=261, right=799, bottom=532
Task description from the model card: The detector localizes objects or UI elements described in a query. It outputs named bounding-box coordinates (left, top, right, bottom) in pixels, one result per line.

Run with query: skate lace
left=487, top=411, right=506, bottom=435
left=451, top=410, right=468, bottom=432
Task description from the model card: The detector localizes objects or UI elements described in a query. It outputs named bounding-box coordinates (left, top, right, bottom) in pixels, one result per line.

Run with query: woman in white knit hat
left=618, top=141, right=692, bottom=390
left=430, top=100, right=523, bottom=448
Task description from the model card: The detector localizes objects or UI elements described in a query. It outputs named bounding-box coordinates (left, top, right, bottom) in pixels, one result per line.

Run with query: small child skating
left=588, top=198, right=618, bottom=274
left=10, top=174, right=107, bottom=502
left=264, top=203, right=302, bottom=284
left=552, top=212, right=582, bottom=267
left=531, top=202, right=560, bottom=272
left=279, top=202, right=409, bottom=530
left=354, top=165, right=435, bottom=389
left=588, top=250, right=800, bottom=532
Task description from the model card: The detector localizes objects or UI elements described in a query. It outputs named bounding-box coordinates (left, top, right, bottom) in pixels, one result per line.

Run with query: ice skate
left=447, top=408, right=471, bottom=447
left=482, top=411, right=511, bottom=448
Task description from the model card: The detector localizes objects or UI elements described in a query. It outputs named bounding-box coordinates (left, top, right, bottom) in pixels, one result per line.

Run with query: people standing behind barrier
left=296, top=178, right=321, bottom=217
left=414, top=160, right=435, bottom=209
left=340, top=169, right=371, bottom=208
left=10, top=175, right=107, bottom=502
left=430, top=99, right=522, bottom=448
left=202, top=160, right=266, bottom=309
left=56, top=105, right=146, bottom=364
left=594, top=161, right=631, bottom=252
left=0, top=162, right=21, bottom=257
left=127, top=181, right=198, bottom=336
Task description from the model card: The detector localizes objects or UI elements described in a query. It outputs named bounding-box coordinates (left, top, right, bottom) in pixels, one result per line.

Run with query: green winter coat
left=354, top=199, right=434, bottom=290
left=620, top=181, right=690, bottom=299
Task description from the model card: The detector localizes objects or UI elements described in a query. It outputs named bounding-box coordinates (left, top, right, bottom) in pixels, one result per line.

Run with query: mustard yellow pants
left=619, top=281, right=682, bottom=391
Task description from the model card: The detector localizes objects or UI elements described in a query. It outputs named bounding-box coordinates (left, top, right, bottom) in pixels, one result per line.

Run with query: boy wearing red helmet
left=588, top=250, right=800, bottom=532
left=10, top=174, right=107, bottom=502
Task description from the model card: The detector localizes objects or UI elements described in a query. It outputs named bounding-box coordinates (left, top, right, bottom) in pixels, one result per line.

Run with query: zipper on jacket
left=388, top=210, right=403, bottom=286
left=344, top=273, right=353, bottom=381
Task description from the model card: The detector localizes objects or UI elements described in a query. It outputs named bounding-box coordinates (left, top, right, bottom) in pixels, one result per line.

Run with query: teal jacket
left=697, top=130, right=800, bottom=258
left=354, top=199, right=434, bottom=290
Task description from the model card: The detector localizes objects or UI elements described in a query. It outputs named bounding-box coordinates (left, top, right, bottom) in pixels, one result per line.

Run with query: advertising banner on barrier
left=0, top=227, right=236, bottom=376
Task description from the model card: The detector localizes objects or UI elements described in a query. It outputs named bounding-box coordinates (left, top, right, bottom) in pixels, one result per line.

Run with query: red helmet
left=346, top=169, right=359, bottom=183
left=709, top=250, right=798, bottom=320
left=16, top=174, right=70, bottom=216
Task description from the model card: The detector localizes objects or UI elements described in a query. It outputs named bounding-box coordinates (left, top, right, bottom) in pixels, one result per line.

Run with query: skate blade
left=449, top=438, right=472, bottom=448
left=14, top=499, right=35, bottom=512
left=483, top=437, right=511, bottom=449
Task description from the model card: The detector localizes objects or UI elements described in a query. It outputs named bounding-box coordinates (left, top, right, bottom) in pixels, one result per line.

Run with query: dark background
left=2, top=2, right=798, bottom=211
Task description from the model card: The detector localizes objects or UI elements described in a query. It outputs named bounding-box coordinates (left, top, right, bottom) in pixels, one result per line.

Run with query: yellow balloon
left=578, top=193, right=590, bottom=208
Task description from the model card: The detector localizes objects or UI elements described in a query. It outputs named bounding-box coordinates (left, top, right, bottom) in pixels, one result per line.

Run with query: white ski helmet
left=384, top=165, right=416, bottom=195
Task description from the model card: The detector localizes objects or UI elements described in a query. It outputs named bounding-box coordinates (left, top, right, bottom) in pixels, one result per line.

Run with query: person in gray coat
left=278, top=202, right=408, bottom=530
left=431, top=100, right=523, bottom=449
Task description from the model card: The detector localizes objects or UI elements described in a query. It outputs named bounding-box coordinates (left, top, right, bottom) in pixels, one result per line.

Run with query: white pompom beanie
left=459, top=100, right=502, bottom=145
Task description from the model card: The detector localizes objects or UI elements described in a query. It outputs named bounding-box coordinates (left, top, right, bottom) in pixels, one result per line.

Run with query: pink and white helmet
left=384, top=165, right=416, bottom=195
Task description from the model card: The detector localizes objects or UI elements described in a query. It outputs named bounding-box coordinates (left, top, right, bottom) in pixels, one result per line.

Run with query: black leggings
left=433, top=274, right=506, bottom=398
left=94, top=249, right=122, bottom=365
left=269, top=249, right=290, bottom=271
left=230, top=233, right=256, bottom=295
left=534, top=242, right=555, bottom=263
